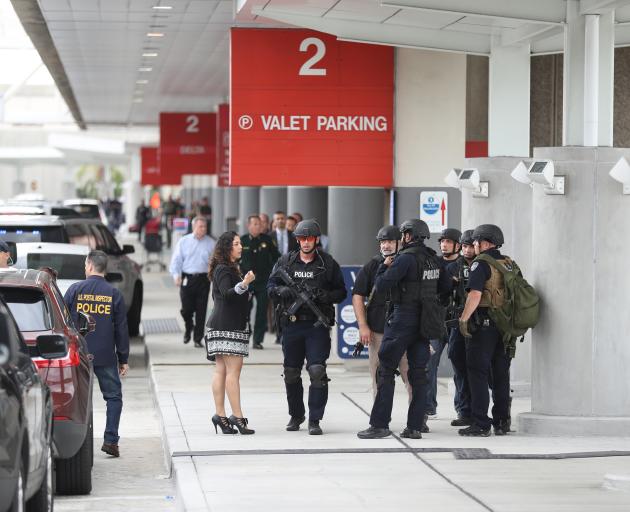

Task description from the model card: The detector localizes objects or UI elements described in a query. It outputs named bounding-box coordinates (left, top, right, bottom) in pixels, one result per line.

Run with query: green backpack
left=474, top=254, right=540, bottom=342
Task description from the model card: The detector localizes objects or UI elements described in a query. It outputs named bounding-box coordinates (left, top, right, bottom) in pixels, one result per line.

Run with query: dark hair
left=286, top=215, right=297, bottom=222
left=208, top=231, right=241, bottom=280
left=274, top=210, right=286, bottom=216
left=247, top=215, right=260, bottom=224
left=87, top=250, right=108, bottom=273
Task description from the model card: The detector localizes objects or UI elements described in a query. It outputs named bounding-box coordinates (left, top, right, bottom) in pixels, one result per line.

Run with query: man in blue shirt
left=169, top=216, right=216, bottom=347
left=65, top=250, right=129, bottom=457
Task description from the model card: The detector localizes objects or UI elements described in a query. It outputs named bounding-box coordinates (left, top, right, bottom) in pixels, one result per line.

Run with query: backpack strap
left=474, top=253, right=515, bottom=276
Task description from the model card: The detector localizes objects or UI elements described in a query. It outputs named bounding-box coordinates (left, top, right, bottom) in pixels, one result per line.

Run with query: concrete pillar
left=461, top=157, right=533, bottom=392
left=224, top=187, right=239, bottom=232
left=287, top=186, right=328, bottom=233
left=598, top=11, right=614, bottom=146
left=210, top=186, right=225, bottom=238
left=122, top=180, right=142, bottom=231
left=259, top=186, right=287, bottom=218
left=181, top=175, right=194, bottom=212
left=327, top=188, right=384, bottom=265
left=488, top=38, right=530, bottom=157
left=564, top=0, right=586, bottom=146
left=238, top=186, right=260, bottom=235
left=519, top=146, right=630, bottom=435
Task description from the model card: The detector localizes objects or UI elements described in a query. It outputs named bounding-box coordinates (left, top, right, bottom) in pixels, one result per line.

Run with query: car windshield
left=69, top=204, right=100, bottom=218
left=0, top=288, right=52, bottom=332
left=0, top=226, right=66, bottom=243
left=26, top=253, right=85, bottom=280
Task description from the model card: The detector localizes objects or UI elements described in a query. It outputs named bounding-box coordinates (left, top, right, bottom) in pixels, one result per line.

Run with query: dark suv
left=0, top=295, right=56, bottom=512
left=0, top=269, right=95, bottom=495
left=0, top=215, right=143, bottom=336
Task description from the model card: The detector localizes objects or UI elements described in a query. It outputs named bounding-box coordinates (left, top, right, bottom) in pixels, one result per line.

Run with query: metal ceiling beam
left=380, top=0, right=566, bottom=25
left=10, top=0, right=86, bottom=129
left=501, top=24, right=564, bottom=47
left=253, top=7, right=491, bottom=55
left=580, top=0, right=630, bottom=14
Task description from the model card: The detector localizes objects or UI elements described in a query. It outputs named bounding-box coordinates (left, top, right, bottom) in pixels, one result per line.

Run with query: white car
left=13, top=242, right=89, bottom=295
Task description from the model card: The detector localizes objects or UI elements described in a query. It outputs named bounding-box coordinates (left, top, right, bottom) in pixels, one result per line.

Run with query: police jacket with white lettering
left=267, top=249, right=346, bottom=320
left=64, top=275, right=129, bottom=367
left=375, top=243, right=449, bottom=314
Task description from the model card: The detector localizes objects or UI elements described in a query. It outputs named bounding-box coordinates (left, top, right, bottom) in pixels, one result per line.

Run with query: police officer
left=458, top=224, right=511, bottom=436
left=426, top=227, right=462, bottom=419
left=358, top=219, right=449, bottom=439
left=352, top=225, right=411, bottom=400
left=445, top=229, right=475, bottom=426
left=240, top=214, right=280, bottom=349
left=64, top=250, right=129, bottom=457
left=267, top=219, right=346, bottom=435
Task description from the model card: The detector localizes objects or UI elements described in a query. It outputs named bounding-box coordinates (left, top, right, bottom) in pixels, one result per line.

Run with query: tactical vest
left=395, top=245, right=440, bottom=306
left=478, top=257, right=513, bottom=308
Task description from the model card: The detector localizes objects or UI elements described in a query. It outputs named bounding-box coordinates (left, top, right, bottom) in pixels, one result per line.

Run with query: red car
left=0, top=268, right=95, bottom=495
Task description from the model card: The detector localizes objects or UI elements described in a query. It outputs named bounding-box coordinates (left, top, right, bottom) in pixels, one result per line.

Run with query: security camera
left=510, top=161, right=532, bottom=185
left=444, top=168, right=462, bottom=189
left=609, top=156, right=630, bottom=195
left=527, top=160, right=565, bottom=195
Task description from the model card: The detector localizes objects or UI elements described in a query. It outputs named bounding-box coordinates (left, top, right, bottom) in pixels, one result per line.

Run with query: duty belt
left=288, top=313, right=318, bottom=323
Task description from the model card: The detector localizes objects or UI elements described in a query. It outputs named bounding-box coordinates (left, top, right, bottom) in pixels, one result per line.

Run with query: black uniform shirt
left=64, top=275, right=129, bottom=367
left=239, top=233, right=280, bottom=291
left=352, top=255, right=387, bottom=333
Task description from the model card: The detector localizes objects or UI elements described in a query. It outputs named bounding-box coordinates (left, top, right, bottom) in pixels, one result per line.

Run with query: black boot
left=493, top=419, right=510, bottom=436
left=421, top=414, right=430, bottom=433
left=286, top=416, right=305, bottom=432
left=183, top=331, right=191, bottom=344
left=458, top=424, right=491, bottom=437
left=308, top=421, right=323, bottom=435
left=400, top=427, right=422, bottom=439
left=451, top=415, right=473, bottom=427
left=357, top=426, right=392, bottom=439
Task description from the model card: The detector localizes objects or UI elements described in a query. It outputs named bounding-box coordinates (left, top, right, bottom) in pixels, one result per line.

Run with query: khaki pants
left=369, top=331, right=412, bottom=401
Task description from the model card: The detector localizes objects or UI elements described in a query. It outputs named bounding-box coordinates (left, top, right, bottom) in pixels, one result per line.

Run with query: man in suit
left=271, top=211, right=298, bottom=256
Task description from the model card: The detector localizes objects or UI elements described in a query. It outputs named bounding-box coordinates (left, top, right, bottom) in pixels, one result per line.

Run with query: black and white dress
left=205, top=264, right=251, bottom=360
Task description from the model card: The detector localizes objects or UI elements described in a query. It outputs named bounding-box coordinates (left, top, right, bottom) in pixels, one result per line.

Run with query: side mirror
left=77, top=312, right=96, bottom=335
left=122, top=244, right=135, bottom=255
left=36, top=335, right=69, bottom=359
left=105, top=272, right=123, bottom=283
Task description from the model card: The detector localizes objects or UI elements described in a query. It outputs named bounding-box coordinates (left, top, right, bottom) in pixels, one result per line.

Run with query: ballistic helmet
left=459, top=229, right=475, bottom=246
left=399, top=219, right=430, bottom=240
left=438, top=228, right=462, bottom=244
left=472, top=224, right=504, bottom=247
left=294, top=219, right=321, bottom=237
left=376, top=225, right=400, bottom=241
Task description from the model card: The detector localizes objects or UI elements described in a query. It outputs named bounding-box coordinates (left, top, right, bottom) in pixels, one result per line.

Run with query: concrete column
left=327, top=188, right=384, bottom=265
left=598, top=11, right=614, bottom=146
left=181, top=175, right=194, bottom=212
left=259, top=186, right=287, bottom=218
left=488, top=38, right=530, bottom=157
left=210, top=186, right=225, bottom=238
left=584, top=14, right=599, bottom=146
left=287, top=186, right=328, bottom=233
left=563, top=0, right=586, bottom=146
left=197, top=175, right=212, bottom=205
left=461, top=157, right=533, bottom=392
left=519, top=146, right=630, bottom=435
left=224, top=187, right=239, bottom=232
left=238, top=186, right=260, bottom=235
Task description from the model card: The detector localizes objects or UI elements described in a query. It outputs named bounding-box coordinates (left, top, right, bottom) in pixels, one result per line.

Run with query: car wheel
left=26, top=443, right=54, bottom=512
left=127, top=282, right=143, bottom=337
left=9, top=457, right=25, bottom=512
left=55, top=411, right=92, bottom=496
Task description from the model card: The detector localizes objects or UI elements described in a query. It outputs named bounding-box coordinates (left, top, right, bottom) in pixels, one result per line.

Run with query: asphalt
left=138, top=264, right=630, bottom=512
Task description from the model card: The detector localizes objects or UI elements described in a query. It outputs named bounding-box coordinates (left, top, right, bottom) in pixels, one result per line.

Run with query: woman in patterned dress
left=206, top=231, right=256, bottom=435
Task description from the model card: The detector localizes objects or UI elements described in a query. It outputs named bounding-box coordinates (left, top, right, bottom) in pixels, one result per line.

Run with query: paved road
left=56, top=336, right=176, bottom=512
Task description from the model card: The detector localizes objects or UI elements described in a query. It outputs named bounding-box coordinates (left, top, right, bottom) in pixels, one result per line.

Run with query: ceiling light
left=136, top=79, right=149, bottom=84
left=142, top=52, right=158, bottom=57
left=133, top=98, right=144, bottom=103
left=147, top=32, right=164, bottom=37
left=152, top=5, right=172, bottom=9
left=138, top=67, right=153, bottom=72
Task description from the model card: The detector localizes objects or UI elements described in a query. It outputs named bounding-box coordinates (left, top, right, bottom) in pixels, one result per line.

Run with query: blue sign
left=421, top=195, right=439, bottom=215
left=336, top=265, right=367, bottom=359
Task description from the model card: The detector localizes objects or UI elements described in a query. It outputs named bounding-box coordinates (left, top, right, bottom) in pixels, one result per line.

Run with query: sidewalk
left=140, top=270, right=630, bottom=512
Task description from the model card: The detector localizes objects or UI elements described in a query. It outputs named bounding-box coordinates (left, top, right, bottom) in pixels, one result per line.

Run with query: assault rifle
left=275, top=268, right=332, bottom=328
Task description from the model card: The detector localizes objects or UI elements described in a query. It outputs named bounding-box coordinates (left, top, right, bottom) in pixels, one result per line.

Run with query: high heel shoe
left=228, top=415, right=255, bottom=435
left=212, top=414, right=236, bottom=434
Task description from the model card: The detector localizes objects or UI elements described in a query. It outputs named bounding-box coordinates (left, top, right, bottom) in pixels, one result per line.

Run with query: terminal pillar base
left=519, top=413, right=630, bottom=437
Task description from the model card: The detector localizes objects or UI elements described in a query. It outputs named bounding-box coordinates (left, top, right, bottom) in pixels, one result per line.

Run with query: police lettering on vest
left=293, top=271, right=314, bottom=279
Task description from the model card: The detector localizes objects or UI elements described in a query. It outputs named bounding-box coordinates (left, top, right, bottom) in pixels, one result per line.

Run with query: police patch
left=470, top=262, right=479, bottom=272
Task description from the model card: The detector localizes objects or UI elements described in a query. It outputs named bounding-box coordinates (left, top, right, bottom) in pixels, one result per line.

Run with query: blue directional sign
left=336, top=265, right=367, bottom=359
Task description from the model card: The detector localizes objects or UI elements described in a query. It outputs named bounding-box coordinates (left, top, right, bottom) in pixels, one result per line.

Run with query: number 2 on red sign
left=186, top=115, right=199, bottom=133
left=299, top=37, right=326, bottom=76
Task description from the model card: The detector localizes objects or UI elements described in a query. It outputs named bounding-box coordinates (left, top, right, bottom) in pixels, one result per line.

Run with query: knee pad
left=307, top=364, right=329, bottom=388
left=283, top=366, right=301, bottom=384
left=408, top=367, right=428, bottom=386
left=376, top=365, right=396, bottom=387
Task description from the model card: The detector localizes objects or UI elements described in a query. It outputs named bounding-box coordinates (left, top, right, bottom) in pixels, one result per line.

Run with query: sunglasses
left=296, top=235, right=317, bottom=242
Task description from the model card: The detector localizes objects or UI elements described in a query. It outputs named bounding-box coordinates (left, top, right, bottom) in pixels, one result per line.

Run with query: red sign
left=217, top=104, right=230, bottom=187
left=160, top=112, right=216, bottom=179
left=141, top=147, right=160, bottom=186
left=230, top=28, right=394, bottom=187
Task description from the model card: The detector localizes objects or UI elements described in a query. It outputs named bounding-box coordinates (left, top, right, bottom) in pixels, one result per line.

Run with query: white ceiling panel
left=379, top=8, right=463, bottom=29
left=266, top=0, right=337, bottom=17
left=68, top=0, right=97, bottom=11
left=38, top=0, right=70, bottom=11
